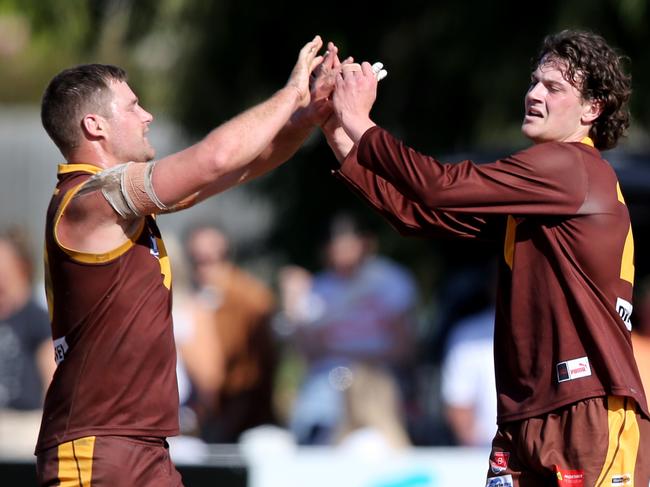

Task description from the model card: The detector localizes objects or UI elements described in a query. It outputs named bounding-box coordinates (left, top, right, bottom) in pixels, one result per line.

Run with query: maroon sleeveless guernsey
left=36, top=163, right=179, bottom=453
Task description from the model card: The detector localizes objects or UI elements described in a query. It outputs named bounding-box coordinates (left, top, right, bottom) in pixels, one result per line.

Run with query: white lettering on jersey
left=616, top=297, right=633, bottom=331
left=556, top=356, right=592, bottom=383
left=53, top=336, right=68, bottom=365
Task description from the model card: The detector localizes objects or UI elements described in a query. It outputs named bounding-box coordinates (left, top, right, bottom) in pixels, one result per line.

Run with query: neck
left=66, top=143, right=118, bottom=169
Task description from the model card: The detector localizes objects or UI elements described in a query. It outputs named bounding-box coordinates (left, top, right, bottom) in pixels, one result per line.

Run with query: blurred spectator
left=278, top=215, right=418, bottom=445
left=184, top=224, right=278, bottom=443
left=632, top=275, right=650, bottom=396
left=0, top=227, right=55, bottom=455
left=334, top=363, right=411, bottom=457
left=440, top=261, right=497, bottom=447
left=440, top=305, right=496, bottom=447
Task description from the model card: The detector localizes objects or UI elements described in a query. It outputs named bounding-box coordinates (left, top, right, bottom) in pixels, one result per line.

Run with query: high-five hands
left=332, top=61, right=382, bottom=143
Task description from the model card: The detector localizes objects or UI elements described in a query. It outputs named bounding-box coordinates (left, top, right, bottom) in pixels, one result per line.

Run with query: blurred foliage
left=1, top=0, right=649, bottom=293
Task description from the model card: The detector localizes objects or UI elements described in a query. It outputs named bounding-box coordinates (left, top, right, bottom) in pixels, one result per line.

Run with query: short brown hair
left=534, top=30, right=631, bottom=150
left=41, top=64, right=127, bottom=156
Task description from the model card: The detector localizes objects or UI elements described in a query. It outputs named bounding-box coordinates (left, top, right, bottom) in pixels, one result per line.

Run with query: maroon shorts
left=36, top=435, right=184, bottom=486
left=485, top=396, right=650, bottom=486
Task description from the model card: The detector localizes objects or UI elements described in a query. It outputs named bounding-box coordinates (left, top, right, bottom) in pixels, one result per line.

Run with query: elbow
left=198, top=141, right=234, bottom=183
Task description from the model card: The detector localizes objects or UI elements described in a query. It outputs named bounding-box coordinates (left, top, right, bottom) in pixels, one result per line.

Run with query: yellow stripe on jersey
left=580, top=136, right=595, bottom=147
left=57, top=163, right=102, bottom=175
left=57, top=436, right=96, bottom=486
left=620, top=225, right=635, bottom=285
left=53, top=182, right=145, bottom=264
left=504, top=215, right=517, bottom=270
left=594, top=397, right=639, bottom=486
left=155, top=234, right=172, bottom=290
left=616, top=182, right=626, bottom=204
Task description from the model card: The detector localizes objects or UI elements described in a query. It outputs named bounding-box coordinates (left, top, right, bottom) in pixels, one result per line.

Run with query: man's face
left=104, top=80, right=155, bottom=163
left=521, top=58, right=596, bottom=145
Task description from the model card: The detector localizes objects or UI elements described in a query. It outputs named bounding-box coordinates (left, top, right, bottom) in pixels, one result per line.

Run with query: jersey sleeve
left=352, top=126, right=589, bottom=217
left=336, top=145, right=504, bottom=241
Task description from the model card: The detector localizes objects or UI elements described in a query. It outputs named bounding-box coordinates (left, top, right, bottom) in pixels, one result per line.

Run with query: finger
left=371, top=61, right=388, bottom=81
left=341, top=63, right=362, bottom=77
left=322, top=49, right=336, bottom=70
left=309, top=55, right=325, bottom=74
left=360, top=61, right=374, bottom=76
left=302, top=35, right=323, bottom=60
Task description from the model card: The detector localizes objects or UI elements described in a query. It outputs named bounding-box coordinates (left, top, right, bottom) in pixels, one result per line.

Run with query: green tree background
left=1, top=0, right=649, bottom=290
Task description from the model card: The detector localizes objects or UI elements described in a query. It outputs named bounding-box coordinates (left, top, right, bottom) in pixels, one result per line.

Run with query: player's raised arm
left=131, top=35, right=325, bottom=214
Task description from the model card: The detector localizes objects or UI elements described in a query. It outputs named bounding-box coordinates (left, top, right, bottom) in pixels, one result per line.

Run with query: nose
left=526, top=81, right=545, bottom=102
left=139, top=106, right=154, bottom=124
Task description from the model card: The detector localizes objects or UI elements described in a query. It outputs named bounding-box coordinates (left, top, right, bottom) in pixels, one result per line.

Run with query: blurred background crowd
left=2, top=0, right=650, bottom=465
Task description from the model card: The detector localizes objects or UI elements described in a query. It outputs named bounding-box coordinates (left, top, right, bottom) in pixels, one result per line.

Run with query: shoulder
left=501, top=142, right=591, bottom=192
left=510, top=141, right=587, bottom=168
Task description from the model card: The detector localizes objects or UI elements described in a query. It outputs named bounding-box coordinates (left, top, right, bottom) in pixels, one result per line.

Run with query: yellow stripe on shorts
left=57, top=436, right=96, bottom=486
left=595, top=397, right=639, bottom=486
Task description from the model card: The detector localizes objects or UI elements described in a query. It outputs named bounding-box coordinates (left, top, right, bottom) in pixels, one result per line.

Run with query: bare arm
left=321, top=112, right=355, bottom=164
left=153, top=36, right=325, bottom=206
left=36, top=339, right=56, bottom=396
left=191, top=42, right=342, bottom=204
left=445, top=405, right=481, bottom=446
left=59, top=36, right=325, bottom=253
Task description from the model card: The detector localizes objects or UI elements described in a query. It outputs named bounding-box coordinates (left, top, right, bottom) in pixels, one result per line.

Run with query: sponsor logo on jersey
left=53, top=336, right=68, bottom=365
left=556, top=357, right=591, bottom=383
left=490, top=451, right=510, bottom=474
left=611, top=473, right=632, bottom=485
left=555, top=467, right=584, bottom=486
left=486, top=475, right=513, bottom=487
left=616, top=297, right=633, bottom=331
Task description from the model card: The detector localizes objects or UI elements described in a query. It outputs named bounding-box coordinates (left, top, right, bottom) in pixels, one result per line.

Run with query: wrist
left=342, top=116, right=376, bottom=144
left=283, top=84, right=307, bottom=109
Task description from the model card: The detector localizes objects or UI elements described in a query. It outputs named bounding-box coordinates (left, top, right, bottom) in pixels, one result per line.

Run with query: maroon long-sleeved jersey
left=336, top=126, right=648, bottom=423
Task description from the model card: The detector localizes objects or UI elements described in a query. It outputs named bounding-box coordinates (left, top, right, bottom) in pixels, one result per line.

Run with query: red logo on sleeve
left=490, top=451, right=510, bottom=474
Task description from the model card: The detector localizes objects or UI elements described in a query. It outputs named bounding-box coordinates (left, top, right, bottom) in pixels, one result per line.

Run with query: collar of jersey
left=580, top=137, right=595, bottom=147
left=57, top=163, right=103, bottom=175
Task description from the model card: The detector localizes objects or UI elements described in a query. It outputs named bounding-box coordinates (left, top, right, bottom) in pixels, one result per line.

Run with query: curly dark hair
left=533, top=30, right=631, bottom=150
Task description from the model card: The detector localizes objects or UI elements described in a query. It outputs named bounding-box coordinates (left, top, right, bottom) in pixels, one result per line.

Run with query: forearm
left=336, top=149, right=495, bottom=240
left=153, top=86, right=302, bottom=205
left=202, top=110, right=316, bottom=199
left=321, top=114, right=354, bottom=164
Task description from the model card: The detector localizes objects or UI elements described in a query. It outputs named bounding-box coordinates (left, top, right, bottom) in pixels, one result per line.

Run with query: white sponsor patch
left=486, top=475, right=513, bottom=487
left=53, top=336, right=68, bottom=365
left=616, top=297, right=633, bottom=331
left=611, top=473, right=632, bottom=485
left=557, top=356, right=592, bottom=383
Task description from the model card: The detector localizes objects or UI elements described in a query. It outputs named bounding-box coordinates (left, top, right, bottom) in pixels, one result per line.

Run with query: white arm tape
left=372, top=62, right=388, bottom=82
left=142, top=161, right=167, bottom=211
left=75, top=161, right=168, bottom=218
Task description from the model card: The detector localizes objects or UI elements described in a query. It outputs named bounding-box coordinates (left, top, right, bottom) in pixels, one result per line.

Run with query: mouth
left=525, top=107, right=544, bottom=119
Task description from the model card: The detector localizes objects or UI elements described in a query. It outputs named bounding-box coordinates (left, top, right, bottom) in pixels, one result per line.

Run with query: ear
left=581, top=98, right=603, bottom=125
left=81, top=114, right=107, bottom=140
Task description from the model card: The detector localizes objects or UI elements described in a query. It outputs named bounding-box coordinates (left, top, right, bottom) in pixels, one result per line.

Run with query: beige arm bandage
left=75, top=162, right=168, bottom=218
